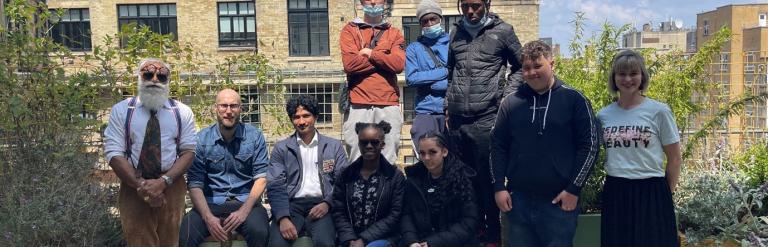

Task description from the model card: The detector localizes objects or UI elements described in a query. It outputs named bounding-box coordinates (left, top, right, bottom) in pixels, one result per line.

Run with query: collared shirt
left=294, top=132, right=322, bottom=198
left=104, top=98, right=197, bottom=172
left=187, top=123, right=269, bottom=205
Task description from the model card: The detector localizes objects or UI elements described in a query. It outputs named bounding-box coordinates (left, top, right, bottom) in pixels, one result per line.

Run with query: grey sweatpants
left=342, top=105, right=402, bottom=165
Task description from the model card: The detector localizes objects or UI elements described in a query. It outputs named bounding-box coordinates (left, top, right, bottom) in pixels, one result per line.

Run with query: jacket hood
left=518, top=77, right=565, bottom=135
left=518, top=77, right=563, bottom=97
left=455, top=12, right=502, bottom=31
left=350, top=17, right=391, bottom=29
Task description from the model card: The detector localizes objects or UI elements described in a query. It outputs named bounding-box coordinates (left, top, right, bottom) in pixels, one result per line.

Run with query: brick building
left=694, top=4, right=768, bottom=152
left=45, top=0, right=540, bottom=164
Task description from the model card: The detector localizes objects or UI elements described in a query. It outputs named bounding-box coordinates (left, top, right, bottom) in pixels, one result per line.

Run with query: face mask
left=362, top=4, right=385, bottom=17
left=462, top=14, right=487, bottom=29
left=422, top=23, right=444, bottom=39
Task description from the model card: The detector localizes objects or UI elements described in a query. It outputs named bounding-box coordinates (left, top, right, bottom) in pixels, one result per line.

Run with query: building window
left=50, top=8, right=91, bottom=51
left=402, top=15, right=461, bottom=44
left=118, top=4, right=177, bottom=39
left=402, top=87, right=417, bottom=123
left=288, top=0, right=329, bottom=56
left=218, top=2, right=256, bottom=47
left=240, top=85, right=262, bottom=128
left=719, top=53, right=729, bottom=72
left=288, top=83, right=335, bottom=123
left=703, top=20, right=709, bottom=36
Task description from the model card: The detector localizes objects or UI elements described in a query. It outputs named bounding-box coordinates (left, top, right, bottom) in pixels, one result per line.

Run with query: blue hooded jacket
left=405, top=32, right=449, bottom=115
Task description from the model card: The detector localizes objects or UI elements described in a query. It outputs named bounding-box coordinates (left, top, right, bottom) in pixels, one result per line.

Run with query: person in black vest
left=333, top=121, right=405, bottom=247
left=401, top=131, right=478, bottom=247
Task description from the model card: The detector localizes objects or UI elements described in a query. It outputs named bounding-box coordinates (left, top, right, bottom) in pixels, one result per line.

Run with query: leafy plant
left=676, top=158, right=768, bottom=246
left=0, top=1, right=122, bottom=246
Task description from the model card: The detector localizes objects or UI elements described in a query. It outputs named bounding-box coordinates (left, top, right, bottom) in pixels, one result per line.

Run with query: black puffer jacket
left=332, top=156, right=405, bottom=246
left=400, top=156, right=479, bottom=247
left=446, top=13, right=523, bottom=118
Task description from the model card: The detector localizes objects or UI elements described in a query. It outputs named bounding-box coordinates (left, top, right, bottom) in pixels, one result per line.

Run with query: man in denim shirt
left=268, top=95, right=348, bottom=247
left=180, top=89, right=270, bottom=247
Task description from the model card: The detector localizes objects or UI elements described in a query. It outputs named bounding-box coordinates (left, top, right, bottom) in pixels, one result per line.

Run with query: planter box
left=573, top=214, right=601, bottom=247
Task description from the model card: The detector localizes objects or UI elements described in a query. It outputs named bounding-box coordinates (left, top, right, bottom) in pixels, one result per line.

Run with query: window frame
left=287, top=0, right=330, bottom=57
left=117, top=4, right=178, bottom=41
left=217, top=1, right=257, bottom=47
left=50, top=8, right=92, bottom=51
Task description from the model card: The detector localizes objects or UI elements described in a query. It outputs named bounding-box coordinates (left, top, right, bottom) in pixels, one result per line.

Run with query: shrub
left=676, top=160, right=768, bottom=245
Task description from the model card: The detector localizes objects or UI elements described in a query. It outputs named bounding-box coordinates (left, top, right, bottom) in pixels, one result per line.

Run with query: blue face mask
left=362, top=4, right=385, bottom=17
left=462, top=14, right=488, bottom=29
left=422, top=23, right=444, bottom=39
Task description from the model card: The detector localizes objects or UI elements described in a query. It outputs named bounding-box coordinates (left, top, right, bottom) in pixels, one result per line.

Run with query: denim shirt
left=187, top=123, right=269, bottom=205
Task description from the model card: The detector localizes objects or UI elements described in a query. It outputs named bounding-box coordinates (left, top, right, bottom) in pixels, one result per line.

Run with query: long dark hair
left=419, top=131, right=475, bottom=208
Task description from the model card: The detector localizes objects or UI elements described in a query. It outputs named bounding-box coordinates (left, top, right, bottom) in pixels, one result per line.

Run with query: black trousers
left=448, top=112, right=501, bottom=243
left=268, top=197, right=335, bottom=247
left=179, top=200, right=270, bottom=247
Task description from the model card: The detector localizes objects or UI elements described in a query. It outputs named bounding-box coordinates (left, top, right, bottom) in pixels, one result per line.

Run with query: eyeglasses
left=358, top=139, right=381, bottom=147
left=460, top=3, right=483, bottom=10
left=216, top=103, right=241, bottom=111
left=141, top=71, right=169, bottom=83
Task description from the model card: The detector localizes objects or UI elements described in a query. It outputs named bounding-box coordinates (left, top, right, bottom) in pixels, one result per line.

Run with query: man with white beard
left=104, top=58, right=197, bottom=247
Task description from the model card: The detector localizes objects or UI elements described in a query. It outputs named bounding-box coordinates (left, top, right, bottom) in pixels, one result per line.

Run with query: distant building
left=539, top=37, right=561, bottom=57
left=694, top=3, right=768, bottom=151
left=621, top=19, right=695, bottom=54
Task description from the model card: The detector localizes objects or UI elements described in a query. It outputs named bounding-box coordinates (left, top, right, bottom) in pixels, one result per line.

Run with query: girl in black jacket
left=401, top=131, right=479, bottom=247
left=333, top=121, right=405, bottom=247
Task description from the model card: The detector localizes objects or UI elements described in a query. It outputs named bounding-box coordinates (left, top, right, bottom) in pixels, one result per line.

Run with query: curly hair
left=419, top=131, right=476, bottom=210
left=285, top=95, right=320, bottom=118
left=521, top=40, right=553, bottom=62
left=354, top=121, right=392, bottom=140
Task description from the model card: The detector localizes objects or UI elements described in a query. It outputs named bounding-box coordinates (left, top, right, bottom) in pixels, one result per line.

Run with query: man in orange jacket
left=340, top=0, right=405, bottom=165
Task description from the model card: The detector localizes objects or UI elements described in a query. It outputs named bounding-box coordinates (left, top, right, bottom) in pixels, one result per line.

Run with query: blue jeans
left=505, top=191, right=578, bottom=247
left=338, top=239, right=388, bottom=247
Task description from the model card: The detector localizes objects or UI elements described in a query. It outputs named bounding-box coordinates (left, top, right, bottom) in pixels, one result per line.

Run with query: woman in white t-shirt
left=597, top=50, right=682, bottom=247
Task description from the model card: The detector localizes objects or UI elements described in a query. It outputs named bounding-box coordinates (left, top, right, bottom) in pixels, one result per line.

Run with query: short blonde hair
left=607, top=50, right=650, bottom=95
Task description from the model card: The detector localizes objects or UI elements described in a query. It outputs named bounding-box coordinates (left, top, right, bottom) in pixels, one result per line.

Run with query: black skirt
left=601, top=176, right=679, bottom=247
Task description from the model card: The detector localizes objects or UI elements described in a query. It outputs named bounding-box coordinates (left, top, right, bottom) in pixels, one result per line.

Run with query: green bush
left=733, top=141, right=768, bottom=188
left=675, top=162, right=768, bottom=245
left=0, top=2, right=122, bottom=246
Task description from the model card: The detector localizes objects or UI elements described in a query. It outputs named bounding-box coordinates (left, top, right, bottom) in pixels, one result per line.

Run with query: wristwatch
left=161, top=175, right=173, bottom=186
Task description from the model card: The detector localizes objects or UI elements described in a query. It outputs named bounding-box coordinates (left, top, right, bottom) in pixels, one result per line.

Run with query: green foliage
left=1, top=1, right=291, bottom=245
left=675, top=160, right=768, bottom=245
left=733, top=141, right=768, bottom=188
left=0, top=1, right=121, bottom=246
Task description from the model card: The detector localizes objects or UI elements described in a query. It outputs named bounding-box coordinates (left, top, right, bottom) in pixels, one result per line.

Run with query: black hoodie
left=490, top=77, right=600, bottom=198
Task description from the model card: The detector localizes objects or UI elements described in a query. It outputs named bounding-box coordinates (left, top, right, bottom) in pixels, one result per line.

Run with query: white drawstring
left=531, top=96, right=537, bottom=123
left=542, top=88, right=552, bottom=131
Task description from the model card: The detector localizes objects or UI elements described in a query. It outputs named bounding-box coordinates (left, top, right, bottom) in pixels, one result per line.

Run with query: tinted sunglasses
left=358, top=139, right=381, bottom=147
left=142, top=71, right=169, bottom=83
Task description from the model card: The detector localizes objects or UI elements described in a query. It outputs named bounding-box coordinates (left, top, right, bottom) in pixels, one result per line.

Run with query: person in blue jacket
left=405, top=0, right=449, bottom=152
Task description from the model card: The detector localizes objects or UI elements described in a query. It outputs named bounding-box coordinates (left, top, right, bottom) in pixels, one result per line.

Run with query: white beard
left=138, top=80, right=170, bottom=111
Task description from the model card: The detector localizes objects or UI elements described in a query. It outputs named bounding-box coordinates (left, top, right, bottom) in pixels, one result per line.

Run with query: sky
left=539, top=0, right=768, bottom=57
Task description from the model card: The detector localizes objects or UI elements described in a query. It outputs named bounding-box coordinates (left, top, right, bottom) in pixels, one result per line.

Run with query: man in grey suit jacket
left=267, top=95, right=348, bottom=247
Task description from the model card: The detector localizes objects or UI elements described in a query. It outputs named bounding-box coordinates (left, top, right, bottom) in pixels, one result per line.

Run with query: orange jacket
left=340, top=20, right=405, bottom=106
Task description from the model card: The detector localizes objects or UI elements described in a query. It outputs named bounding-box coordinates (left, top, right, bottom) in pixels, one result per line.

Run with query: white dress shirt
left=104, top=97, right=197, bottom=172
left=294, top=132, right=322, bottom=198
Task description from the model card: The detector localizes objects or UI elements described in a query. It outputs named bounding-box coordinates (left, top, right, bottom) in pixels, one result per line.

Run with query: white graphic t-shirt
left=597, top=98, right=680, bottom=179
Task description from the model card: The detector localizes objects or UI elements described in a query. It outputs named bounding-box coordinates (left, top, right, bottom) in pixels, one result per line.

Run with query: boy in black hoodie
left=490, top=40, right=600, bottom=246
